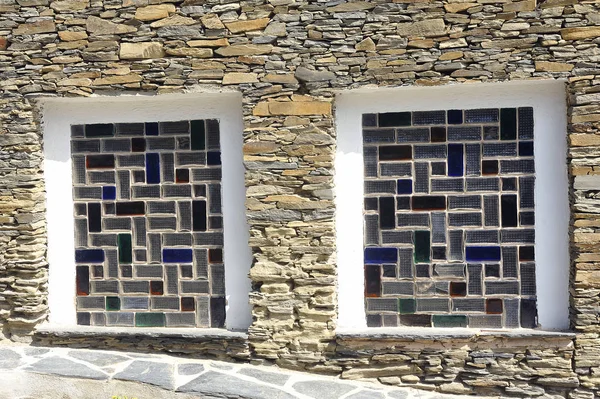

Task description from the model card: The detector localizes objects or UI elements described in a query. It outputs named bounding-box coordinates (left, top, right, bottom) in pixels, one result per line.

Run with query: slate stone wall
left=1, top=0, right=599, bottom=396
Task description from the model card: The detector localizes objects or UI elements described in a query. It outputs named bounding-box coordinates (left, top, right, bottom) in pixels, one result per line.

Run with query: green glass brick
left=414, top=231, right=430, bottom=263
left=118, top=233, right=132, bottom=264
left=106, top=296, right=120, bottom=311
left=432, top=315, right=467, bottom=328
left=190, top=120, right=206, bottom=151
left=135, top=312, right=166, bottom=327
left=399, top=298, right=416, bottom=314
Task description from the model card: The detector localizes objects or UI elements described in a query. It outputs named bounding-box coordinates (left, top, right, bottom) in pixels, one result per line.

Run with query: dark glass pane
left=210, top=296, right=226, bottom=328
left=414, top=231, right=430, bottom=263
left=413, top=110, right=445, bottom=125
left=482, top=160, right=498, bottom=175
left=362, top=114, right=377, bottom=127
left=176, top=169, right=190, bottom=183
left=399, top=298, right=416, bottom=314
left=411, top=196, right=446, bottom=211
left=93, top=265, right=104, bottom=278
left=192, top=200, right=207, bottom=232
left=121, top=265, right=132, bottom=278
left=146, top=153, right=160, bottom=184
left=432, top=315, right=467, bottom=327
left=106, top=296, right=120, bottom=311
left=207, top=151, right=221, bottom=166
left=102, top=186, right=116, bottom=200
left=181, top=297, right=195, bottom=311
left=447, top=144, right=463, bottom=177
left=518, top=107, right=534, bottom=140
left=209, top=248, right=223, bottom=263
left=379, top=112, right=411, bottom=127
left=76, top=266, right=90, bottom=296
left=118, top=233, right=132, bottom=264
left=377, top=197, right=394, bottom=231
left=486, top=298, right=503, bottom=314
left=519, top=246, right=535, bottom=261
left=520, top=211, right=535, bottom=226
left=379, top=145, right=412, bottom=161
left=365, top=265, right=381, bottom=297
left=465, top=246, right=501, bottom=262
left=450, top=282, right=467, bottom=297
left=415, top=264, right=429, bottom=277
left=86, top=155, right=115, bottom=169
left=150, top=281, right=164, bottom=295
left=364, top=197, right=378, bottom=211
left=396, top=196, right=410, bottom=210
left=88, top=203, right=102, bottom=233
left=366, top=314, right=382, bottom=327
left=483, top=126, right=499, bottom=140
left=430, top=126, right=446, bottom=143
left=364, top=129, right=395, bottom=143
left=382, top=265, right=396, bottom=277
left=75, top=249, right=104, bottom=263
left=131, top=138, right=146, bottom=152
left=501, top=194, right=518, bottom=227
left=364, top=247, right=397, bottom=264
left=502, top=177, right=517, bottom=191
left=400, top=314, right=431, bottom=327
left=500, top=108, right=517, bottom=140
left=77, top=312, right=91, bottom=325
left=447, top=109, right=463, bottom=124
left=116, top=202, right=145, bottom=216
left=485, top=264, right=500, bottom=278
left=397, top=179, right=412, bottom=194
left=135, top=313, right=165, bottom=327
left=520, top=299, right=537, bottom=328
left=86, top=123, right=114, bottom=137
left=163, top=248, right=193, bottom=263
left=432, top=246, right=446, bottom=260
left=465, top=108, right=498, bottom=123
left=145, top=122, right=159, bottom=136
left=519, top=141, right=534, bottom=156
left=431, top=162, right=446, bottom=175
left=191, top=120, right=206, bottom=150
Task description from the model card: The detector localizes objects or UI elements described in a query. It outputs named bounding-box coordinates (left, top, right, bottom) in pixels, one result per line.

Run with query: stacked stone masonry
left=0, top=0, right=599, bottom=397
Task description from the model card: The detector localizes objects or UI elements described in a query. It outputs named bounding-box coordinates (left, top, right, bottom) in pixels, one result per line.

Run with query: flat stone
left=255, top=101, right=332, bottom=116
left=178, top=371, right=296, bottom=399
left=444, top=3, right=477, bottom=13
left=157, top=25, right=202, bottom=39
left=223, top=72, right=258, bottom=84
left=177, top=363, right=205, bottom=376
left=113, top=360, right=175, bottom=390
left=201, top=14, right=224, bottom=29
left=247, top=209, right=301, bottom=222
left=480, top=37, right=537, bottom=49
left=387, top=391, right=409, bottom=399
left=187, top=38, right=229, bottom=47
left=57, top=78, right=92, bottom=86
left=397, top=19, right=446, bottom=38
left=68, top=350, right=130, bottom=367
left=26, top=357, right=108, bottom=380
left=561, top=27, right=600, bottom=41
left=120, top=42, right=164, bottom=59
left=13, top=20, right=56, bottom=35
left=238, top=367, right=290, bottom=386
left=264, top=22, right=286, bottom=37
left=503, top=0, right=535, bottom=12
left=0, top=348, right=23, bottom=369
left=50, top=0, right=88, bottom=11
left=294, top=67, right=335, bottom=82
left=292, top=380, right=355, bottom=399
left=135, top=4, right=175, bottom=21
left=225, top=18, right=269, bottom=33
left=92, top=74, right=142, bottom=85
left=166, top=47, right=212, bottom=58
left=326, top=1, right=375, bottom=12
left=574, top=176, right=600, bottom=190
left=86, top=16, right=137, bottom=35
left=263, top=74, right=298, bottom=85
left=150, top=15, right=196, bottom=28
left=535, top=61, right=574, bottom=72
left=346, top=390, right=385, bottom=399
left=58, top=30, right=88, bottom=41
left=215, top=44, right=272, bottom=56
left=22, top=348, right=50, bottom=357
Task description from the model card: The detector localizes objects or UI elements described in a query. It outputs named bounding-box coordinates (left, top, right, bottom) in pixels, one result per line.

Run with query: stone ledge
left=336, top=327, right=577, bottom=340
left=35, top=324, right=248, bottom=340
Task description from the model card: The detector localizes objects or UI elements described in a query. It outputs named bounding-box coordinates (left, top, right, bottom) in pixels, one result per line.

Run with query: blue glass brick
left=448, top=144, right=464, bottom=177
left=519, top=141, right=534, bottom=156
left=397, top=179, right=412, bottom=194
left=364, top=248, right=397, bottom=264
left=145, top=122, right=159, bottom=136
left=465, top=246, right=501, bottom=262
left=75, top=249, right=105, bottom=263
left=102, top=186, right=116, bottom=200
left=447, top=110, right=463, bottom=124
left=146, top=153, right=160, bottom=184
left=207, top=151, right=221, bottom=166
left=162, top=249, right=193, bottom=263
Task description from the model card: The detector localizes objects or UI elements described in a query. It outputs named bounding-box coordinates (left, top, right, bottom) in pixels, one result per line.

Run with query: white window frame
left=42, top=92, right=252, bottom=331
left=335, top=81, right=570, bottom=331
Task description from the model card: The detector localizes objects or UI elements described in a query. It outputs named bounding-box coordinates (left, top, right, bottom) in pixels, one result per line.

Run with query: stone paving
left=0, top=345, right=480, bottom=399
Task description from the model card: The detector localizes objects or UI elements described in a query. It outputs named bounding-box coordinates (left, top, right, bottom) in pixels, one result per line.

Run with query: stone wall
left=1, top=0, right=600, bottom=396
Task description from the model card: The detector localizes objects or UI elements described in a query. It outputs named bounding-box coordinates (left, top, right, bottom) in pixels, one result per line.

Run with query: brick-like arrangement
left=1, top=0, right=600, bottom=397
left=71, top=120, right=225, bottom=328
left=362, top=109, right=536, bottom=329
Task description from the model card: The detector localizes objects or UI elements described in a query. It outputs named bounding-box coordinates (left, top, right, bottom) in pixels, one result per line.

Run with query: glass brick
left=379, top=145, right=412, bottom=161
left=417, top=298, right=449, bottom=313
left=413, top=110, right=446, bottom=125
left=147, top=137, right=175, bottom=151
left=500, top=108, right=517, bottom=140
left=431, top=126, right=446, bottom=142
left=148, top=233, right=161, bottom=263
left=363, top=146, right=377, bottom=178
left=434, top=264, right=465, bottom=278
left=166, top=265, right=179, bottom=295
left=449, top=213, right=482, bottom=227
left=74, top=187, right=102, bottom=200
left=74, top=219, right=88, bottom=247
left=103, top=138, right=131, bottom=152
left=365, top=214, right=379, bottom=245
left=195, top=249, right=208, bottom=279
left=465, top=246, right=501, bottom=262
left=120, top=265, right=132, bottom=278
left=396, top=196, right=410, bottom=210
left=431, top=179, right=463, bottom=193
left=520, top=212, right=535, bottom=226
left=106, top=249, right=118, bottom=278
left=502, top=246, right=518, bottom=278
left=397, top=213, right=429, bottom=227
left=92, top=280, right=119, bottom=294
left=135, top=265, right=163, bottom=278
left=181, top=281, right=209, bottom=294
left=482, top=160, right=498, bottom=175
left=447, top=109, right=463, bottom=124
left=365, top=180, right=396, bottom=194
left=431, top=212, right=446, bottom=244
left=414, top=145, right=447, bottom=159
left=397, top=179, right=412, bottom=195
left=468, top=264, right=482, bottom=295
left=382, top=281, right=413, bottom=296
left=133, top=186, right=161, bottom=200
left=363, top=128, right=395, bottom=143
left=117, top=154, right=145, bottom=168
left=382, top=315, right=398, bottom=327
left=367, top=298, right=398, bottom=312
left=485, top=281, right=519, bottom=295
left=466, top=143, right=481, bottom=176
left=519, top=177, right=535, bottom=209
left=414, top=162, right=429, bottom=193
left=163, top=233, right=193, bottom=246
left=453, top=298, right=484, bottom=312
left=86, top=123, right=114, bottom=137
left=192, top=168, right=222, bottom=182
left=397, top=128, right=429, bottom=142
left=89, top=233, right=116, bottom=247
left=115, top=123, right=143, bottom=136
left=501, top=195, right=518, bottom=227
left=519, top=141, right=534, bottom=157
left=469, top=315, right=502, bottom=329
left=466, top=178, right=499, bottom=192
left=382, top=265, right=396, bottom=277
left=135, top=313, right=166, bottom=327
left=161, top=153, right=175, bottom=183
left=448, top=195, right=481, bottom=210
left=518, top=107, right=534, bottom=140
left=504, top=298, right=519, bottom=328
left=447, top=144, right=463, bottom=177
left=106, top=312, right=134, bottom=327
left=87, top=203, right=102, bottom=233
left=364, top=248, right=397, bottom=264
left=208, top=184, right=222, bottom=213
left=206, top=119, right=220, bottom=150
left=501, top=229, right=535, bottom=244
left=415, top=264, right=430, bottom=277
left=71, top=125, right=85, bottom=137
left=521, top=263, right=536, bottom=296
left=150, top=281, right=164, bottom=295
left=366, top=314, right=382, bottom=327
left=166, top=313, right=196, bottom=327
left=86, top=155, right=115, bottom=169
left=466, top=230, right=498, bottom=244
left=484, top=196, right=499, bottom=227
left=148, top=217, right=177, bottom=231
left=145, top=122, right=159, bottom=136
left=465, top=108, right=499, bottom=123
left=152, top=297, right=179, bottom=310
left=193, top=232, right=223, bottom=246
left=72, top=140, right=100, bottom=154
left=117, top=170, right=130, bottom=200
left=122, top=281, right=149, bottom=294
left=163, top=185, right=192, bottom=198
left=363, top=114, right=377, bottom=127
left=122, top=297, right=149, bottom=310
left=380, top=163, right=411, bottom=177
left=178, top=201, right=192, bottom=231
left=379, top=112, right=411, bottom=127
left=190, top=120, right=205, bottom=150
left=449, top=230, right=463, bottom=261
left=483, top=126, right=499, bottom=140
left=177, top=152, right=206, bottom=167
left=75, top=249, right=104, bottom=263
left=161, top=121, right=190, bottom=135
left=77, top=312, right=91, bottom=325
left=88, top=171, right=115, bottom=185
left=146, top=153, right=161, bottom=184
left=448, top=126, right=481, bottom=141
left=485, top=264, right=500, bottom=278
left=131, top=137, right=145, bottom=152
left=398, top=248, right=413, bottom=278
left=134, top=249, right=146, bottom=262
left=399, top=314, right=431, bottom=327
left=148, top=201, right=175, bottom=214
left=500, top=159, right=535, bottom=174
left=414, top=231, right=430, bottom=263
left=76, top=266, right=90, bottom=296
left=163, top=248, right=193, bottom=263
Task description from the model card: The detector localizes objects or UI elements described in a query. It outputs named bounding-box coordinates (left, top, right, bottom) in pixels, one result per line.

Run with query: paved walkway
left=0, top=345, right=478, bottom=399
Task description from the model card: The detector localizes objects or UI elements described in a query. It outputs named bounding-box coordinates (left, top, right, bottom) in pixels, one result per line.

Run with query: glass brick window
left=362, top=108, right=537, bottom=329
left=70, top=120, right=225, bottom=328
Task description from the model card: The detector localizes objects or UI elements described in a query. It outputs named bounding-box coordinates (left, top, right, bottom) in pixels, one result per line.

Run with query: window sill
left=35, top=324, right=248, bottom=340
left=336, top=327, right=576, bottom=340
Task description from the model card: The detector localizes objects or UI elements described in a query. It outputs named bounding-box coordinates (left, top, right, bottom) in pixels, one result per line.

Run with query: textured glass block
left=89, top=171, right=115, bottom=185
left=483, top=126, right=499, bottom=141
left=382, top=282, right=414, bottom=296
left=379, top=112, right=411, bottom=127
left=135, top=313, right=166, bottom=327
left=380, top=163, right=411, bottom=177
left=397, top=128, right=429, bottom=142
left=500, top=159, right=535, bottom=174
left=120, top=265, right=132, bottom=278
left=211, top=264, right=225, bottom=295
left=178, top=201, right=192, bottom=231
left=194, top=185, right=207, bottom=198
left=74, top=187, right=102, bottom=200
left=208, top=184, right=222, bottom=214
left=469, top=315, right=502, bottom=328
left=398, top=248, right=413, bottom=278
left=483, top=196, right=499, bottom=227
left=417, top=298, right=449, bottom=312
left=518, top=107, right=534, bottom=140
left=467, top=264, right=483, bottom=296
left=414, top=231, right=430, bottom=263
left=181, top=281, right=209, bottom=294
left=414, top=144, right=447, bottom=159
left=449, top=213, right=481, bottom=227
left=192, top=168, right=222, bottom=182
left=181, top=297, right=195, bottom=312
left=133, top=186, right=161, bottom=199
left=453, top=298, right=484, bottom=312
left=147, top=137, right=175, bottom=151
left=465, top=108, right=499, bottom=123
left=521, top=263, right=536, bottom=296
left=466, top=230, right=498, bottom=244
left=176, top=153, right=206, bottom=167
left=363, top=114, right=377, bottom=127
left=206, top=119, right=220, bottom=150
left=74, top=219, right=88, bottom=247
left=166, top=313, right=196, bottom=327
left=72, top=140, right=101, bottom=154
left=163, top=185, right=192, bottom=198
left=106, top=312, right=134, bottom=326
left=483, top=143, right=517, bottom=157
left=76, top=266, right=90, bottom=296
left=399, top=314, right=431, bottom=327
left=447, top=144, right=463, bottom=177
left=434, top=264, right=465, bottom=278
left=413, top=110, right=445, bottom=126
left=379, top=145, right=412, bottom=161
left=501, top=229, right=535, bottom=244
left=466, top=144, right=480, bottom=176
left=504, top=298, right=519, bottom=328
left=211, top=297, right=226, bottom=327
left=365, top=180, right=396, bottom=194
left=103, top=138, right=131, bottom=152
left=177, top=136, right=190, bottom=150
left=482, top=160, right=498, bottom=175
left=431, top=212, right=446, bottom=244
left=520, top=299, right=537, bottom=328
left=166, top=265, right=179, bottom=295
left=363, top=146, right=378, bottom=178
left=152, top=297, right=179, bottom=310
left=146, top=153, right=161, bottom=184
left=117, top=154, right=145, bottom=168
left=501, top=246, right=517, bottom=278
left=381, top=231, right=412, bottom=244
left=77, top=313, right=91, bottom=325
left=365, top=214, right=379, bottom=245
left=364, top=248, right=397, bottom=264
left=500, top=108, right=517, bottom=140
left=89, top=233, right=117, bottom=247
left=75, top=249, right=104, bottom=263
left=447, top=109, right=463, bottom=125
left=116, top=170, right=130, bottom=200
left=148, top=217, right=177, bottom=231
left=466, top=178, right=499, bottom=192
left=519, top=177, right=535, bottom=209
left=72, top=156, right=87, bottom=185
left=176, top=169, right=190, bottom=183
left=485, top=264, right=500, bottom=278
left=115, top=123, right=143, bottom=136
left=367, top=298, right=398, bottom=312
left=71, top=125, right=85, bottom=138
left=448, top=195, right=481, bottom=210
left=193, top=232, right=224, bottom=246
left=465, top=246, right=501, bottom=262
left=161, top=153, right=175, bottom=183
left=485, top=281, right=519, bottom=295
left=415, top=264, right=430, bottom=277
left=397, top=214, right=429, bottom=227
left=449, top=230, right=463, bottom=261
left=190, top=120, right=205, bottom=150
left=363, top=128, right=395, bottom=143
left=194, top=248, right=208, bottom=279
left=161, top=121, right=190, bottom=135
left=134, top=249, right=146, bottom=263
left=106, top=249, right=118, bottom=278
left=122, top=297, right=149, bottom=310
left=382, top=315, right=398, bottom=327
left=448, top=126, right=481, bottom=141
left=520, top=212, right=535, bottom=226
left=92, top=280, right=119, bottom=294
left=414, top=162, right=429, bottom=193
left=77, top=296, right=105, bottom=310
left=122, top=281, right=149, bottom=294
left=431, top=179, right=463, bottom=192
left=396, top=196, right=410, bottom=210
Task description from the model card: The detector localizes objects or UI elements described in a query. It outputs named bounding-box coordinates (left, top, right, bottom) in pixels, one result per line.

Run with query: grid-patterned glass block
left=72, top=119, right=225, bottom=328
left=361, top=110, right=537, bottom=329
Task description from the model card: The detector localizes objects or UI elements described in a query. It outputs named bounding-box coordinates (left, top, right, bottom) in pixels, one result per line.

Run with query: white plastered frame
left=335, top=80, right=570, bottom=331
left=42, top=92, right=252, bottom=331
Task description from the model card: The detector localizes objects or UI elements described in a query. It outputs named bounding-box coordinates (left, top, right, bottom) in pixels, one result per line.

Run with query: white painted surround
left=335, top=81, right=570, bottom=331
left=41, top=92, right=252, bottom=331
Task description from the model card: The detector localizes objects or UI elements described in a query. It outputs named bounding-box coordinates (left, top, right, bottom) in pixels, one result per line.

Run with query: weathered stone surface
left=86, top=16, right=136, bottom=35
left=561, top=27, right=600, bottom=41
left=165, top=47, right=212, bottom=57
left=292, top=381, right=355, bottom=399
left=58, top=30, right=88, bottom=41
left=150, top=15, right=196, bottom=28
left=27, top=357, right=107, bottom=380
left=135, top=4, right=175, bottom=22
left=114, top=361, right=175, bottom=390
left=13, top=20, right=56, bottom=35
left=215, top=44, right=272, bottom=56
left=187, top=38, right=228, bottom=47
left=119, top=42, right=164, bottom=59
left=177, top=363, right=205, bottom=376
left=536, top=61, right=574, bottom=72
left=68, top=351, right=129, bottom=367
left=178, top=371, right=297, bottom=398
left=223, top=73, right=258, bottom=85
left=92, top=74, right=142, bottom=85
left=294, top=67, right=335, bottom=82
left=50, top=0, right=88, bottom=11
left=397, top=19, right=446, bottom=38
left=225, top=18, right=269, bottom=33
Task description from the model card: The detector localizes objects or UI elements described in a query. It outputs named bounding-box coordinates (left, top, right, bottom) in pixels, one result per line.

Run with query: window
left=335, top=82, right=569, bottom=331
left=43, top=93, right=251, bottom=330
